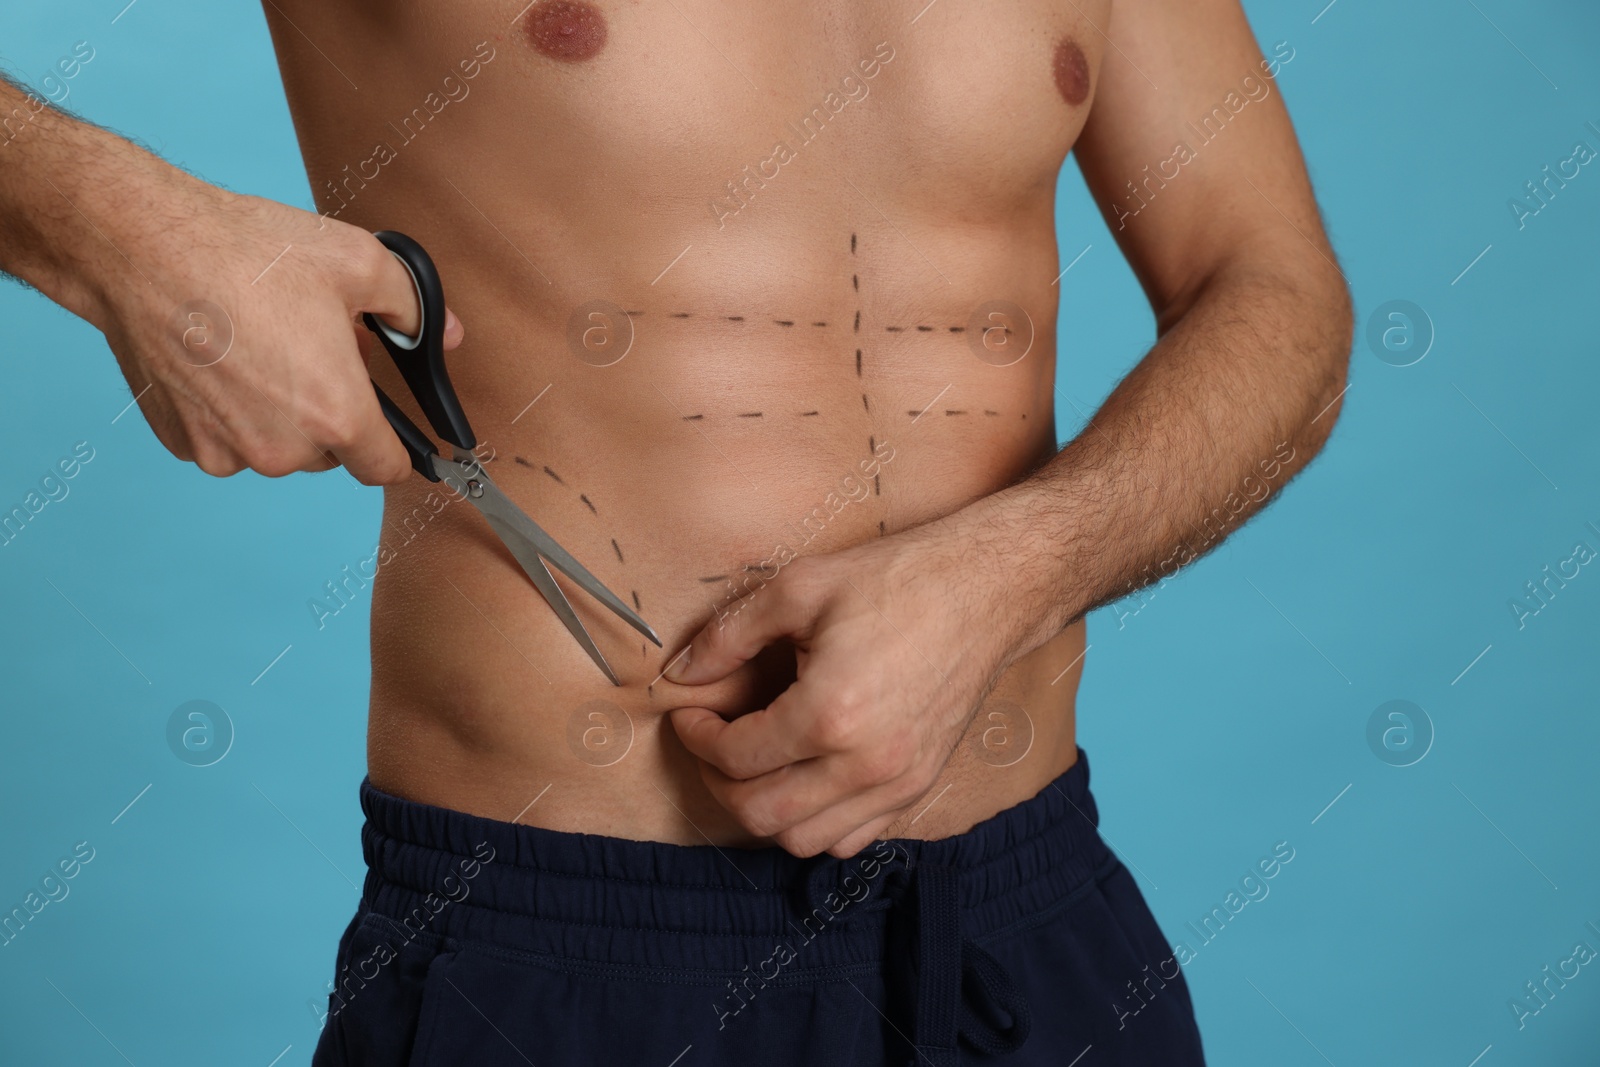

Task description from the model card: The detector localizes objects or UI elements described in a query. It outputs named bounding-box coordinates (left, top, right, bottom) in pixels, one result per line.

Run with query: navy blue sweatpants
left=310, top=748, right=1205, bottom=1065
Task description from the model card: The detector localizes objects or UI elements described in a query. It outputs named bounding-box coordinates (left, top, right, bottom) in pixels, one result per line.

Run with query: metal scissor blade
left=443, top=456, right=663, bottom=647
left=428, top=454, right=621, bottom=683
left=481, top=509, right=621, bottom=686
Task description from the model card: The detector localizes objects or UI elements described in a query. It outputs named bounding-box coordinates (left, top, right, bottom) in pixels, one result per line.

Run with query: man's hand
left=0, top=76, right=460, bottom=485
left=665, top=523, right=1019, bottom=859
left=97, top=186, right=463, bottom=484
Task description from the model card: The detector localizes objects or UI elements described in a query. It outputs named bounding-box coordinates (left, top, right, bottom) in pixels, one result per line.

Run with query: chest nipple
left=523, top=0, right=609, bottom=62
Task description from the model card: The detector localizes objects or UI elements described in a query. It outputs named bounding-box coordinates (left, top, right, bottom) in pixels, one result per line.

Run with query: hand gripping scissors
left=362, top=230, right=661, bottom=684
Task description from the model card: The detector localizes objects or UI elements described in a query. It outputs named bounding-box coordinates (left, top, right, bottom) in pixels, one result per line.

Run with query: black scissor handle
left=374, top=384, right=440, bottom=481
left=362, top=230, right=477, bottom=457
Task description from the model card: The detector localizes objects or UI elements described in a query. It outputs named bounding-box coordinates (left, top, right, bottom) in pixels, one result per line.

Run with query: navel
left=1053, top=37, right=1090, bottom=106
left=523, top=0, right=608, bottom=62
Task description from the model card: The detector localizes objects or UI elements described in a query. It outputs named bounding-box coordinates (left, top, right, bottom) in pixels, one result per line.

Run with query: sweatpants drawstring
left=800, top=853, right=1031, bottom=1063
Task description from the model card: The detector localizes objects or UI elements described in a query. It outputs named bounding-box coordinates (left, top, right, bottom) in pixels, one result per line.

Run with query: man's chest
left=267, top=0, right=1113, bottom=200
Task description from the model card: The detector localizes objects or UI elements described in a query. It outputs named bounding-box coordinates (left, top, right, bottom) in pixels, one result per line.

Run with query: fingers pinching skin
left=666, top=566, right=820, bottom=686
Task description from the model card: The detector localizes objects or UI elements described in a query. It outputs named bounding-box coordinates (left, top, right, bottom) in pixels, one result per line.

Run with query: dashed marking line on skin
left=699, top=575, right=728, bottom=583
left=775, top=320, right=794, bottom=327
left=672, top=312, right=692, bottom=318
left=625, top=310, right=643, bottom=316
left=738, top=412, right=764, bottom=418
left=509, top=456, right=634, bottom=612
left=855, top=231, right=881, bottom=512
left=945, top=410, right=966, bottom=416
left=801, top=410, right=820, bottom=417
left=949, top=326, right=965, bottom=333
left=812, top=321, right=827, bottom=327
left=985, top=409, right=999, bottom=416
left=632, top=590, right=642, bottom=611
left=907, top=409, right=924, bottom=417
left=727, top=315, right=744, bottom=321
left=886, top=326, right=904, bottom=332
left=682, top=414, right=705, bottom=421
left=916, top=325, right=934, bottom=332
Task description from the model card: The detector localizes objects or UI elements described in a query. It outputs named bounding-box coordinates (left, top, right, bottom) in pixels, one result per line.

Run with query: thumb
left=353, top=238, right=428, bottom=338
left=665, top=575, right=817, bottom=686
left=442, top=306, right=464, bottom=350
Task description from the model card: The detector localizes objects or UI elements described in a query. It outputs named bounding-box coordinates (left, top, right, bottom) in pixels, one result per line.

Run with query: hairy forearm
left=943, top=252, right=1353, bottom=659
left=0, top=73, right=198, bottom=330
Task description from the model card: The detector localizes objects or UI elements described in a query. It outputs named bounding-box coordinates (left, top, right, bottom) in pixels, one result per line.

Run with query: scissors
left=362, top=229, right=661, bottom=684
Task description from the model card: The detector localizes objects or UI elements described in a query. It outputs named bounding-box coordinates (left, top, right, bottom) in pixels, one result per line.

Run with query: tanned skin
left=0, top=0, right=1350, bottom=858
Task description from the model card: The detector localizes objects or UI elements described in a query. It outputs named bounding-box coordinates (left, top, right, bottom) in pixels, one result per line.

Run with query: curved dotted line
left=509, top=454, right=641, bottom=651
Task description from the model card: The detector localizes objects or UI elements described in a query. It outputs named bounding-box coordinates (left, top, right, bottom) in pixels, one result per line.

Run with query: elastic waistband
left=356, top=747, right=1110, bottom=976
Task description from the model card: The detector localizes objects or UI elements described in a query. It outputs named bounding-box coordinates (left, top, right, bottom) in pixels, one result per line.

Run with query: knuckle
left=351, top=454, right=412, bottom=487
left=733, top=802, right=776, bottom=840
left=192, top=447, right=241, bottom=478
left=153, top=425, right=194, bottom=463
left=811, top=706, right=859, bottom=750
left=248, top=445, right=304, bottom=478
left=777, top=830, right=823, bottom=859
left=856, top=746, right=905, bottom=787
left=343, top=233, right=392, bottom=291
left=320, top=423, right=361, bottom=453
left=777, top=557, right=821, bottom=601
left=889, top=769, right=930, bottom=806
left=302, top=394, right=363, bottom=451
left=716, top=751, right=758, bottom=782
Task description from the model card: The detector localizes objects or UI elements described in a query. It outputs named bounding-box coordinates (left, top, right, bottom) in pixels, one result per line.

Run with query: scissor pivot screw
left=466, top=479, right=484, bottom=498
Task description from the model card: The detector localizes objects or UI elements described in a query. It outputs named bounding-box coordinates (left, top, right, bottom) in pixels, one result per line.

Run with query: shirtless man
left=0, top=0, right=1349, bottom=1062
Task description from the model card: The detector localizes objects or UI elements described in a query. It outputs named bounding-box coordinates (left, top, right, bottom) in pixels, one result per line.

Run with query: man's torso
left=263, top=0, right=1107, bottom=843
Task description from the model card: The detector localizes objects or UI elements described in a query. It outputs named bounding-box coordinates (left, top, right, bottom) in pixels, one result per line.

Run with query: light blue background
left=2, top=2, right=1597, bottom=1064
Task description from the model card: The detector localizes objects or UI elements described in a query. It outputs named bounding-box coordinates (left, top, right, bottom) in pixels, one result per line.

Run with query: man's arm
left=0, top=75, right=147, bottom=328
left=0, top=72, right=448, bottom=483
left=663, top=0, right=1352, bottom=858
left=989, top=0, right=1349, bottom=652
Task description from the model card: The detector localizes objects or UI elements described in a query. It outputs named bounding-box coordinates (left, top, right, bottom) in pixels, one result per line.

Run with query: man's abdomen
left=362, top=215, right=1085, bottom=843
